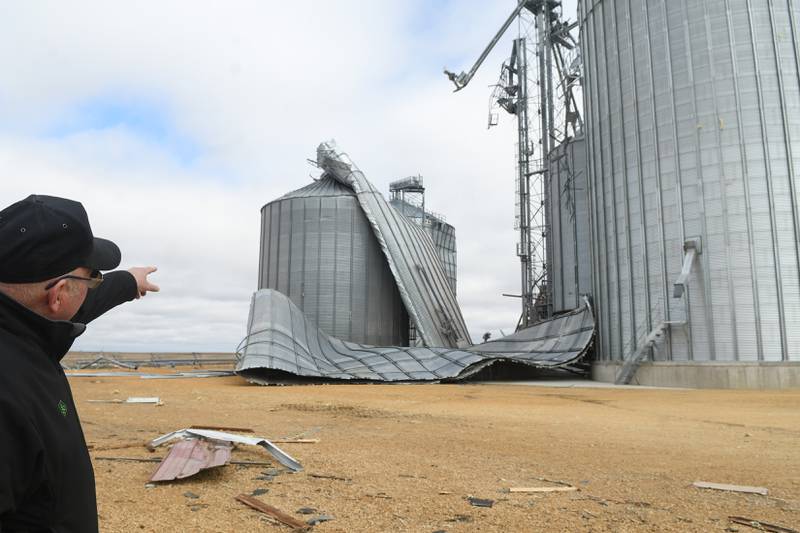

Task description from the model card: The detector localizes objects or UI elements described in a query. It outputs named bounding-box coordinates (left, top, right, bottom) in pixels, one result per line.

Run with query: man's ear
left=46, top=279, right=69, bottom=314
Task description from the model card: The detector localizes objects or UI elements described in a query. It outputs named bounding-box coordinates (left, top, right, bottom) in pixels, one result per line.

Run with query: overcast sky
left=1, top=1, right=579, bottom=352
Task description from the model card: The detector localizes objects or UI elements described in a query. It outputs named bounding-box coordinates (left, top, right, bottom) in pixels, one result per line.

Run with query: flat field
left=70, top=370, right=800, bottom=532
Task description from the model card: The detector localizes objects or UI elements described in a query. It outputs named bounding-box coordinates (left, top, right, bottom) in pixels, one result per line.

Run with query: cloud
left=0, top=1, right=581, bottom=350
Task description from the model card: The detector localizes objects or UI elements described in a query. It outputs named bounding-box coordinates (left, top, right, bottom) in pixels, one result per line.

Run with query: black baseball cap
left=0, top=195, right=121, bottom=283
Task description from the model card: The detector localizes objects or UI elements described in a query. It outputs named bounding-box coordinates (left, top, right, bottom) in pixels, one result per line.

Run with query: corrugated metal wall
left=580, top=0, right=800, bottom=362
left=317, top=142, right=471, bottom=348
left=427, top=218, right=457, bottom=296
left=548, top=136, right=591, bottom=313
left=389, top=198, right=458, bottom=295
left=258, top=177, right=409, bottom=346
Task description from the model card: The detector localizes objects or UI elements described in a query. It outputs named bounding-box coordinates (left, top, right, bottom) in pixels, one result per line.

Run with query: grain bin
left=547, top=135, right=591, bottom=313
left=579, top=0, right=800, bottom=371
left=389, top=198, right=458, bottom=295
left=258, top=176, right=409, bottom=346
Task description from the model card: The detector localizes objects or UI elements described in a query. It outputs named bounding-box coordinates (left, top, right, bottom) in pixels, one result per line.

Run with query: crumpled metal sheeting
left=235, top=289, right=594, bottom=383
left=316, top=141, right=471, bottom=348
left=149, top=438, right=231, bottom=482
left=149, top=428, right=303, bottom=472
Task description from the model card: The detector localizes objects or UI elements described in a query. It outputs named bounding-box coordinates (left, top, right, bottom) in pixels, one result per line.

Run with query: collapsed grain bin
left=579, top=0, right=800, bottom=386
left=258, top=176, right=408, bottom=345
left=236, top=140, right=597, bottom=383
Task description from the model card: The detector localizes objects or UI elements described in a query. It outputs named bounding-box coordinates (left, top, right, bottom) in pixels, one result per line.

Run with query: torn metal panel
left=316, top=141, right=471, bottom=348
left=149, top=439, right=231, bottom=482
left=148, top=428, right=303, bottom=472
left=235, top=289, right=594, bottom=383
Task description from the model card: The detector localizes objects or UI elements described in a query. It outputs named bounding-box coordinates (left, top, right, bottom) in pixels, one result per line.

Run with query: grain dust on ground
left=69, top=369, right=800, bottom=532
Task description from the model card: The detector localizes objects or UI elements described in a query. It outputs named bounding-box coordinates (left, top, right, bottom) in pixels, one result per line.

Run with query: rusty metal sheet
left=149, top=438, right=231, bottom=482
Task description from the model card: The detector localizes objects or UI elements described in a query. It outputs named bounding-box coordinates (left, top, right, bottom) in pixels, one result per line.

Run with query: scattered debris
left=129, top=396, right=161, bottom=404
left=149, top=439, right=232, bottom=482
left=183, top=491, right=200, bottom=499
left=140, top=371, right=235, bottom=379
left=66, top=372, right=143, bottom=378
left=230, top=460, right=279, bottom=467
left=308, top=473, right=349, bottom=481
left=235, top=494, right=311, bottom=531
left=439, top=491, right=453, bottom=495
left=467, top=497, right=494, bottom=508
left=255, top=467, right=282, bottom=481
left=66, top=370, right=235, bottom=379
left=148, top=428, right=302, bottom=472
left=77, top=355, right=138, bottom=370
left=728, top=516, right=798, bottom=533
left=63, top=351, right=237, bottom=368
left=508, top=486, right=577, bottom=493
left=95, top=456, right=277, bottom=467
left=188, top=425, right=254, bottom=433
left=296, top=508, right=316, bottom=515
left=88, top=397, right=162, bottom=405
left=144, top=483, right=156, bottom=489
left=446, top=515, right=473, bottom=523
left=251, top=488, right=269, bottom=496
left=365, top=492, right=392, bottom=499
left=307, top=515, right=334, bottom=526
left=529, top=475, right=575, bottom=486
left=97, top=457, right=162, bottom=463
left=693, top=481, right=769, bottom=496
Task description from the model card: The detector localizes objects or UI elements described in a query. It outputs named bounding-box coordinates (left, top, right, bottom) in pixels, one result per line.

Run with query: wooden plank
left=270, top=439, right=320, bottom=444
left=729, top=516, right=798, bottom=533
left=94, top=456, right=275, bottom=467
left=235, top=494, right=311, bottom=531
left=189, top=425, right=255, bottom=433
left=509, top=486, right=577, bottom=493
left=693, top=481, right=769, bottom=496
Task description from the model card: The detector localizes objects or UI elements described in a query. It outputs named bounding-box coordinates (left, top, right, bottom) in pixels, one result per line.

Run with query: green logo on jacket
left=57, top=400, right=68, bottom=417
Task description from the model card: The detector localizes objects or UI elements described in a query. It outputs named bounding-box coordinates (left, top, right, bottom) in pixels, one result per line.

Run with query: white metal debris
left=148, top=428, right=303, bottom=472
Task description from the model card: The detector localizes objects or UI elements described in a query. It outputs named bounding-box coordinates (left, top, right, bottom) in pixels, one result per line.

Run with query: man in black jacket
left=0, top=194, right=159, bottom=532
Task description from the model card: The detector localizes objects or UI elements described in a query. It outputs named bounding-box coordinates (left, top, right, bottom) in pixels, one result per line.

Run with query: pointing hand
left=127, top=266, right=160, bottom=299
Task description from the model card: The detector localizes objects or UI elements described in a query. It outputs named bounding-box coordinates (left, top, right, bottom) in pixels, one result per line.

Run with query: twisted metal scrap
left=235, top=289, right=594, bottom=383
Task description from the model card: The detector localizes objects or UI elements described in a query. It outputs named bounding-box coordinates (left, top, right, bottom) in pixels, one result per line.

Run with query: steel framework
left=446, top=0, right=582, bottom=328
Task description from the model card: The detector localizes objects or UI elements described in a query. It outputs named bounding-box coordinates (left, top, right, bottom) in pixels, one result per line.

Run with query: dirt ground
left=69, top=369, right=800, bottom=532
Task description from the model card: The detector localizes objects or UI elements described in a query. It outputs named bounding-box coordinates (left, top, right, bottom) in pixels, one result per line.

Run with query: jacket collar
left=0, top=290, right=86, bottom=362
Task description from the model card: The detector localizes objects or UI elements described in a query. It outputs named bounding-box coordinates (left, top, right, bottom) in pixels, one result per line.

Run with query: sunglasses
left=44, top=270, right=104, bottom=291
